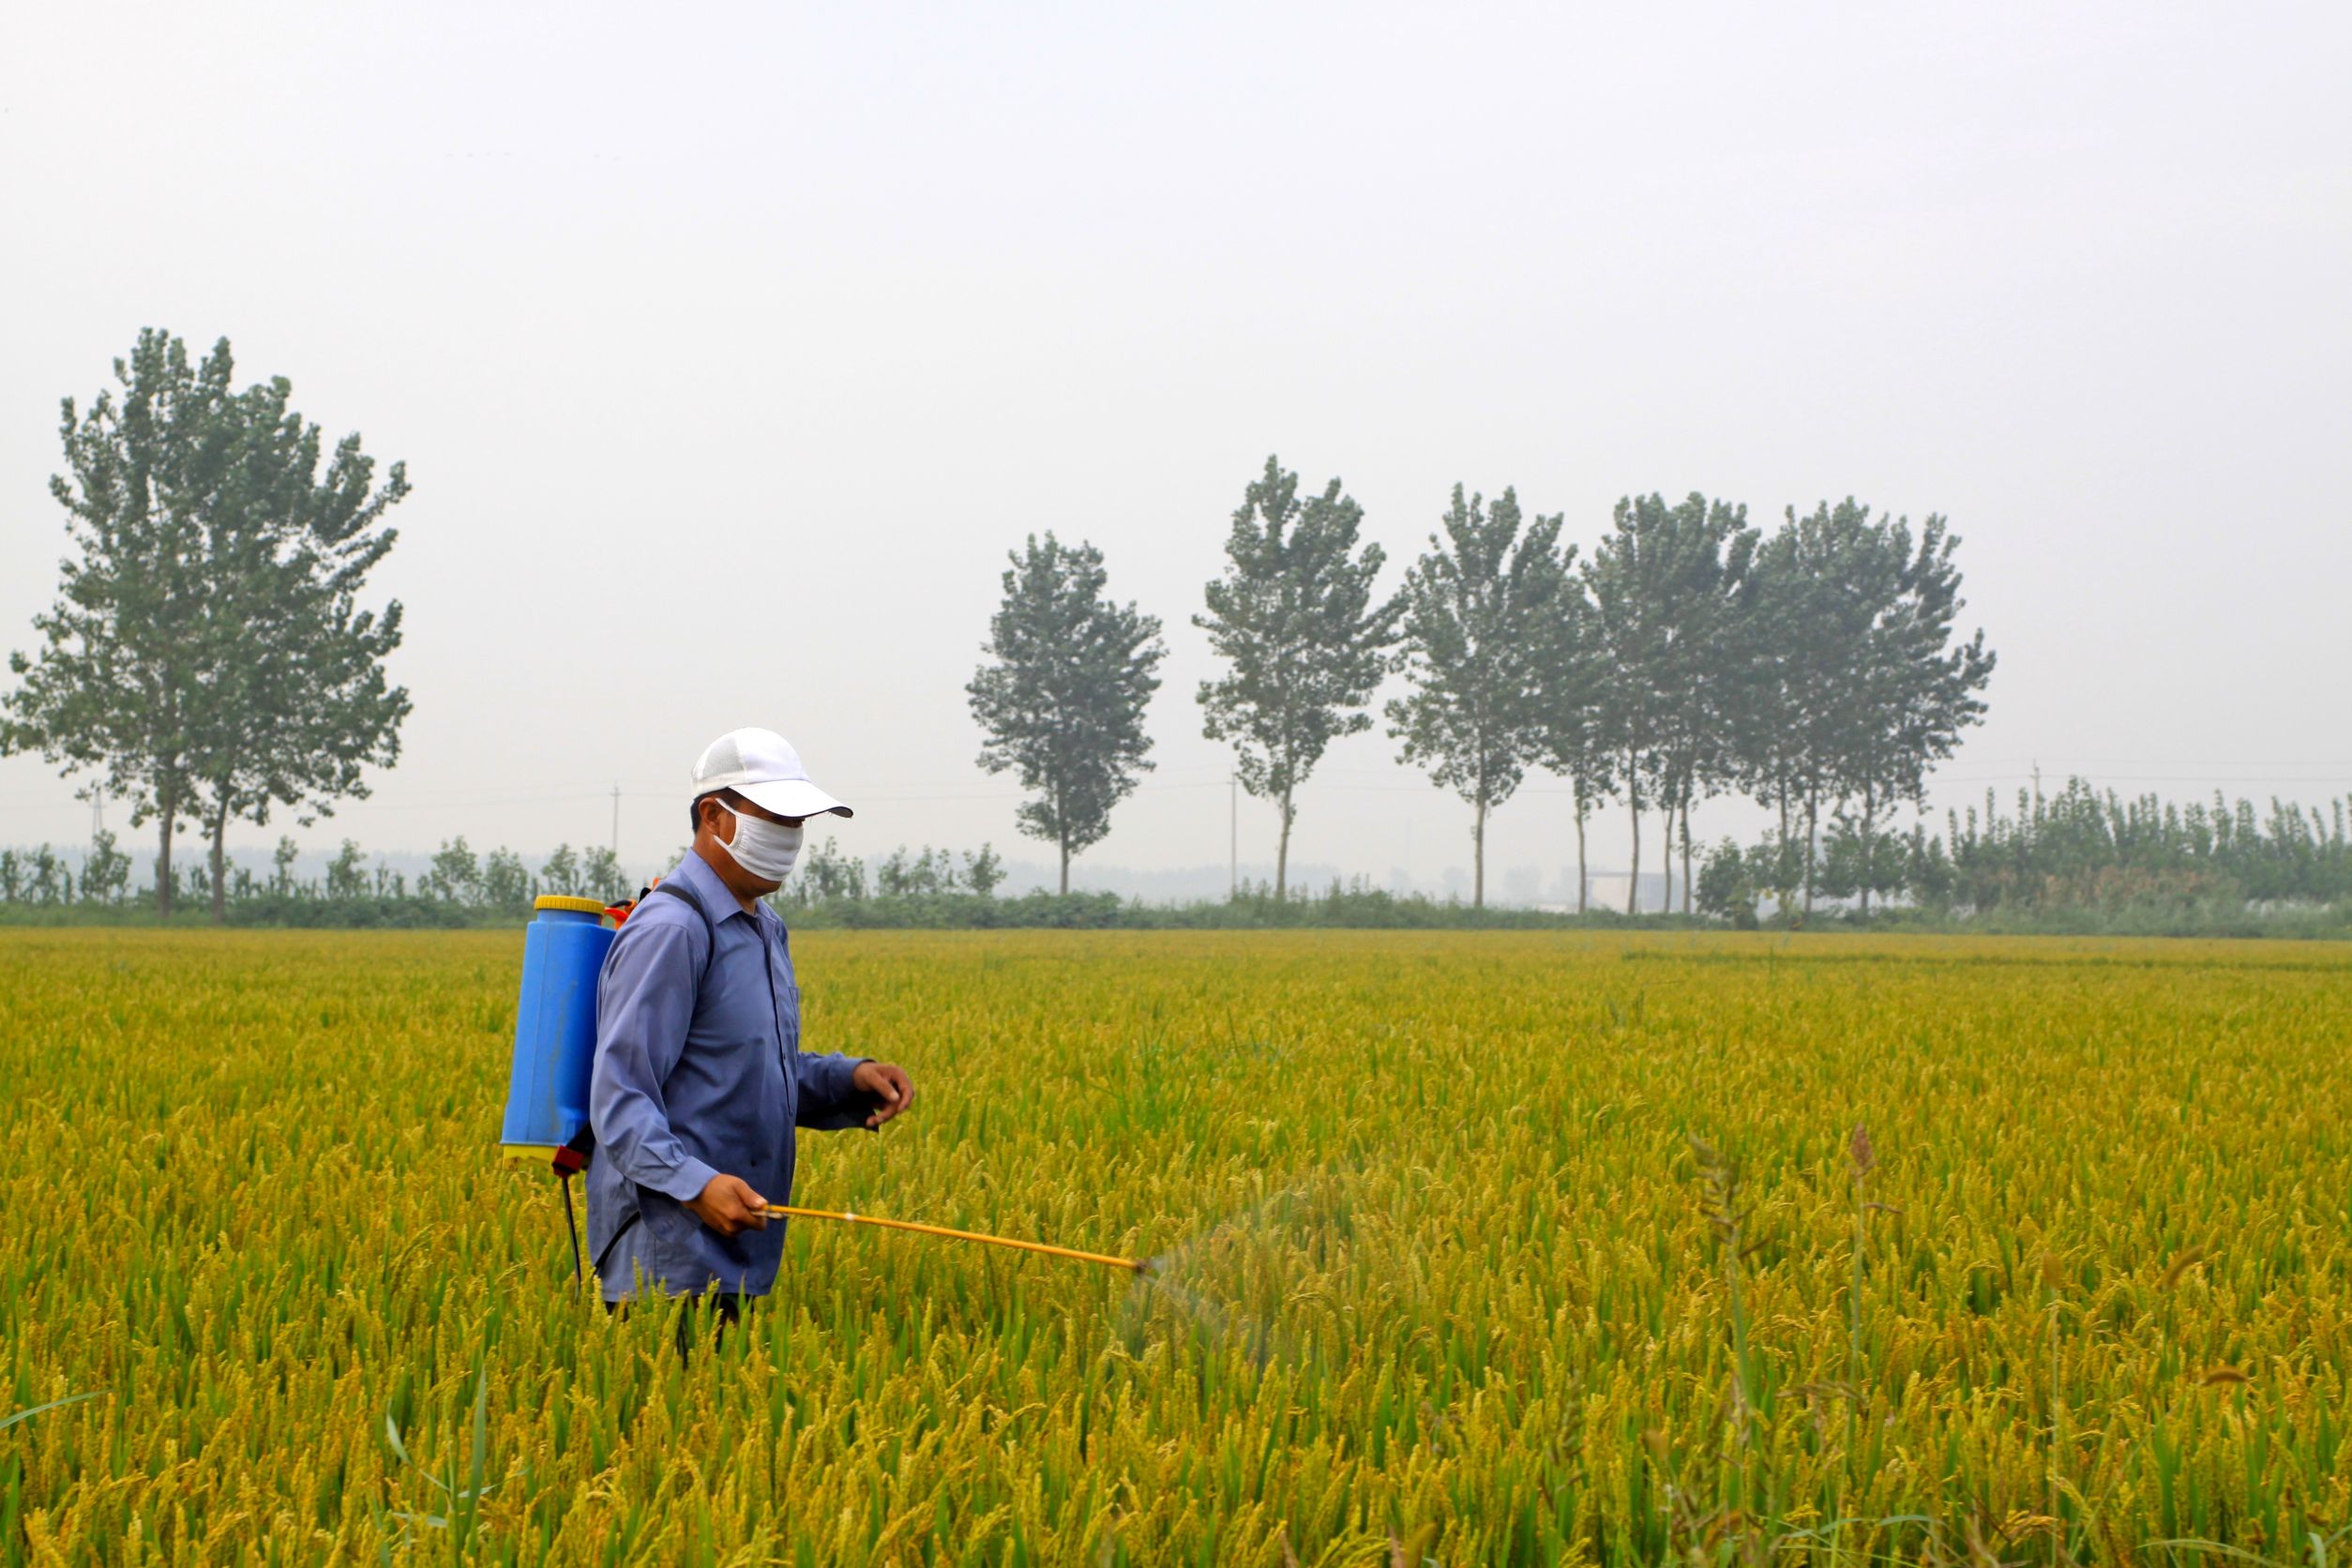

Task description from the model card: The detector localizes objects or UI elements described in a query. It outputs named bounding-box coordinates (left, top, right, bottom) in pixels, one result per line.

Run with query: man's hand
left=852, top=1060, right=915, bottom=1128
left=685, top=1173, right=770, bottom=1236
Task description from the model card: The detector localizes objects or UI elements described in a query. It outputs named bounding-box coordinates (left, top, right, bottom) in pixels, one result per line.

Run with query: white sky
left=3, top=2, right=2348, bottom=893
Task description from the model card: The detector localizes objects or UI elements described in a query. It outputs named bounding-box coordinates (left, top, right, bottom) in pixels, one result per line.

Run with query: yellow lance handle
left=764, top=1204, right=1148, bottom=1274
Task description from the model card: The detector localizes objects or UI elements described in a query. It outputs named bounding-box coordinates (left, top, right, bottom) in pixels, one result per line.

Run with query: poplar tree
left=968, top=534, right=1166, bottom=894
left=1196, top=456, right=1400, bottom=898
left=1817, top=502, right=1995, bottom=915
left=3, top=333, right=228, bottom=917
left=2, top=329, right=410, bottom=921
left=1531, top=556, right=1612, bottom=912
left=180, top=363, right=411, bottom=922
left=1583, top=492, right=1753, bottom=914
left=1733, top=500, right=1994, bottom=917
left=1723, top=519, right=1823, bottom=912
left=1753, top=501, right=1892, bottom=914
left=1386, top=486, right=1563, bottom=909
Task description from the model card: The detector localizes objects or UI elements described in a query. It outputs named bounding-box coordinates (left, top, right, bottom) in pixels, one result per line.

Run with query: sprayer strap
left=592, top=1211, right=641, bottom=1278
left=646, top=881, right=719, bottom=990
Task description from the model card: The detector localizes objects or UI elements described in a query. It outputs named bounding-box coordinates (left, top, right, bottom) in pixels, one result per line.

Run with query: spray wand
left=763, top=1204, right=1150, bottom=1274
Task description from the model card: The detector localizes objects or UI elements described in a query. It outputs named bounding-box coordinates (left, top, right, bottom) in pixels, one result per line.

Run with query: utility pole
left=91, top=785, right=104, bottom=838
left=611, top=784, right=621, bottom=861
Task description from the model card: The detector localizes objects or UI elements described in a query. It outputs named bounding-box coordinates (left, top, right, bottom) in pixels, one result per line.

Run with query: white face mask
left=717, top=804, right=805, bottom=882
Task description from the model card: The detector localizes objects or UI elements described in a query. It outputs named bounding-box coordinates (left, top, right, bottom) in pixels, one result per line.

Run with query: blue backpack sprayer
left=498, top=894, right=625, bottom=1280
left=497, top=890, right=1146, bottom=1281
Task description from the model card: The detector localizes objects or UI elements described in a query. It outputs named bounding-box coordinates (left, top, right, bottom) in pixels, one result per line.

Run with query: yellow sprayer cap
left=534, top=895, right=610, bottom=915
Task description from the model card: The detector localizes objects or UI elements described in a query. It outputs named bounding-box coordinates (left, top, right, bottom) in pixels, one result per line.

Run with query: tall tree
left=1385, top=486, right=1564, bottom=908
left=1583, top=492, right=1755, bottom=914
left=3, top=331, right=410, bottom=923
left=1195, top=456, right=1400, bottom=898
left=1530, top=553, right=1612, bottom=912
left=1741, top=501, right=1993, bottom=917
left=1722, top=519, right=1823, bottom=914
left=181, top=364, right=411, bottom=922
left=1823, top=504, right=1995, bottom=915
left=1760, top=501, right=1889, bottom=914
left=1668, top=509, right=1758, bottom=914
left=3, top=332, right=234, bottom=917
left=969, top=534, right=1166, bottom=893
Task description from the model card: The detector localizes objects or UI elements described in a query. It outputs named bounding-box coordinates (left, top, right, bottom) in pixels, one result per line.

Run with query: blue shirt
left=585, top=849, right=871, bottom=1300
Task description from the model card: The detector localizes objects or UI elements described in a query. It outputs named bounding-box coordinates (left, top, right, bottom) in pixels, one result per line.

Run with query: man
left=586, top=727, right=915, bottom=1331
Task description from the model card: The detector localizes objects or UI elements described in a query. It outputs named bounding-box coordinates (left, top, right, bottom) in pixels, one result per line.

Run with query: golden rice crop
left=2, top=928, right=2347, bottom=1565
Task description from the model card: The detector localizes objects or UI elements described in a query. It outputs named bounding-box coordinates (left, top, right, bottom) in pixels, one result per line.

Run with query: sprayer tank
left=500, top=897, right=615, bottom=1160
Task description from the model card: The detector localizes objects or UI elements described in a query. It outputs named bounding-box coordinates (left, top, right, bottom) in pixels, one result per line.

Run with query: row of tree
left=0, top=334, right=1990, bottom=915
left=784, top=838, right=1008, bottom=903
left=1940, top=781, right=2350, bottom=910
left=0, top=335, right=2013, bottom=914
left=14, top=787, right=2344, bottom=922
left=0, top=834, right=631, bottom=912
left=1698, top=780, right=2352, bottom=920
left=966, top=456, right=1996, bottom=906
left=0, top=832, right=1012, bottom=915
left=0, top=834, right=132, bottom=906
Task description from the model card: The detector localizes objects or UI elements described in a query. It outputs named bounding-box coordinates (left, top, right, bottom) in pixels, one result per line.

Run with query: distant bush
left=224, top=894, right=481, bottom=929
left=781, top=882, right=1701, bottom=931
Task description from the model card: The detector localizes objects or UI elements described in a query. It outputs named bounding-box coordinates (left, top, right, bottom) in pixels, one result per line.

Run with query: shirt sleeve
left=590, top=919, right=720, bottom=1203
left=792, top=1049, right=877, bottom=1131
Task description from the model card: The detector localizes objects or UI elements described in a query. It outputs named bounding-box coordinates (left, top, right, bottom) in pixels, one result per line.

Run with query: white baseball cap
left=691, top=728, right=853, bottom=820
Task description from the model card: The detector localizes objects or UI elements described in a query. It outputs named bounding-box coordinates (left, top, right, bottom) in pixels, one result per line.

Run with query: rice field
left=2, top=927, right=2347, bottom=1565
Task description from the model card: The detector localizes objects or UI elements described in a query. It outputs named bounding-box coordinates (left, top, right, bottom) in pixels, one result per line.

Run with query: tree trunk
left=1655, top=773, right=1670, bottom=912
left=1575, top=797, right=1588, bottom=915
left=1626, top=786, right=1641, bottom=916
left=1859, top=783, right=1877, bottom=919
left=1472, top=796, right=1486, bottom=910
left=155, top=785, right=175, bottom=920
left=1276, top=791, right=1293, bottom=901
left=209, top=799, right=232, bottom=926
left=1681, top=796, right=1694, bottom=917
left=1054, top=774, right=1070, bottom=895
left=1802, top=787, right=1820, bottom=918
left=1775, top=774, right=1792, bottom=912
left=1660, top=804, right=1671, bottom=913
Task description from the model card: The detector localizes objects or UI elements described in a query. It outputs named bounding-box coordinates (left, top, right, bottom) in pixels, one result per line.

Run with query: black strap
left=592, top=1211, right=641, bottom=1278
left=646, top=881, right=719, bottom=989
left=561, top=1172, right=585, bottom=1288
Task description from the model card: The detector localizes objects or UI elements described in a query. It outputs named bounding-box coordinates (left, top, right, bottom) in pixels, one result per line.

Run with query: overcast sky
left=4, top=2, right=2347, bottom=893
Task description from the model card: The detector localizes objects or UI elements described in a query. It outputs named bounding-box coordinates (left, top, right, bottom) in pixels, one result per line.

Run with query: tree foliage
left=1385, top=486, right=1564, bottom=908
left=1530, top=561, right=1611, bottom=912
left=1, top=329, right=410, bottom=921
left=1738, top=501, right=1996, bottom=914
left=1581, top=492, right=1756, bottom=914
left=1196, top=456, right=1400, bottom=897
left=968, top=534, right=1166, bottom=893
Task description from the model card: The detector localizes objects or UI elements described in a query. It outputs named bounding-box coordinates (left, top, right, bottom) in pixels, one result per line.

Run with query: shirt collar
left=670, top=845, right=765, bottom=925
